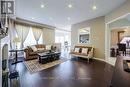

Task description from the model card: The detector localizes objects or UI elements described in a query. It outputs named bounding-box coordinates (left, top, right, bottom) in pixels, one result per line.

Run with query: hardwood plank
left=9, top=58, right=114, bottom=87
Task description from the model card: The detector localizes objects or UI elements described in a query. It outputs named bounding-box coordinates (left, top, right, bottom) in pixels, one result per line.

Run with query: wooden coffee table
left=38, top=52, right=61, bottom=64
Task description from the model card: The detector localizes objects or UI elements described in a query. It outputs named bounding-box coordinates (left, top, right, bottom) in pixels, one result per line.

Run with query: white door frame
left=105, top=13, right=130, bottom=61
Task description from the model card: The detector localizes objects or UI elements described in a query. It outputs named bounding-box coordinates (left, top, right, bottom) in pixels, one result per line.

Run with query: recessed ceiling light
left=92, top=5, right=97, bottom=10
left=32, top=17, right=34, bottom=19
left=41, top=4, right=45, bottom=8
left=68, top=4, right=72, bottom=8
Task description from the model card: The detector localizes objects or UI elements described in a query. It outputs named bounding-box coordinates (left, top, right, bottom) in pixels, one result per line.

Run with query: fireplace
left=1, top=35, right=10, bottom=70
left=1, top=35, right=9, bottom=87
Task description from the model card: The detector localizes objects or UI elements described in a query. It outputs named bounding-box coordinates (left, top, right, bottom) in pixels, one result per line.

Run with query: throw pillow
left=74, top=48, right=80, bottom=53
left=30, top=46, right=37, bottom=52
left=46, top=45, right=52, bottom=50
left=82, top=48, right=88, bottom=54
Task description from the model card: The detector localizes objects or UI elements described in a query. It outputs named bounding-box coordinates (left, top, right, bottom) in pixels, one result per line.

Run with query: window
left=38, top=34, right=43, bottom=44
left=78, top=27, right=90, bottom=44
left=55, top=30, right=71, bottom=47
left=24, top=28, right=36, bottom=47
left=120, top=37, right=130, bottom=47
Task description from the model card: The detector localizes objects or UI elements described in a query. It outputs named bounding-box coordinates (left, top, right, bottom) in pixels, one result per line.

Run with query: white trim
left=93, top=57, right=106, bottom=62
left=93, top=57, right=116, bottom=66
left=106, top=13, right=130, bottom=24
left=105, top=13, right=130, bottom=66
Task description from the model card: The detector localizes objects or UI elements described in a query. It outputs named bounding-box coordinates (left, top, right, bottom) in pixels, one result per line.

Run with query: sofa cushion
left=71, top=51, right=88, bottom=56
left=30, top=46, right=37, bottom=52
left=29, top=52, right=37, bottom=56
left=35, top=44, right=45, bottom=49
left=70, top=51, right=76, bottom=54
left=36, top=50, right=45, bottom=53
left=79, top=53, right=88, bottom=56
left=37, top=48, right=45, bottom=51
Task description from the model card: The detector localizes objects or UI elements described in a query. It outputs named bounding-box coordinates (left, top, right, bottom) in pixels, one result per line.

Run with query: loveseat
left=70, top=45, right=94, bottom=62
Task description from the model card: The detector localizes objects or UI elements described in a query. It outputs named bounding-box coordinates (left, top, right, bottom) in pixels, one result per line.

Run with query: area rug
left=24, top=58, right=68, bottom=74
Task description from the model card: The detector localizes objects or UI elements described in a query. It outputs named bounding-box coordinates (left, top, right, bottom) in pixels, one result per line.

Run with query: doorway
left=55, top=29, right=71, bottom=58
left=105, top=13, right=130, bottom=64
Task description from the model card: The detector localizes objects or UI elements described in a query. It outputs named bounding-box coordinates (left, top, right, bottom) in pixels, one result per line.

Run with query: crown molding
left=12, top=17, right=56, bottom=29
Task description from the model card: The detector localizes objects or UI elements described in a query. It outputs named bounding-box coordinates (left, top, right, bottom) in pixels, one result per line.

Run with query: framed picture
left=78, top=27, right=90, bottom=44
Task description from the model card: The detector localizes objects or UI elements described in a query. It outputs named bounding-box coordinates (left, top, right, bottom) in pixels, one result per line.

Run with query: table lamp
left=13, top=37, right=21, bottom=49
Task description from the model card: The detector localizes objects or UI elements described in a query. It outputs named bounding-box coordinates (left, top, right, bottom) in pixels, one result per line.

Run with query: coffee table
left=38, top=52, right=61, bottom=64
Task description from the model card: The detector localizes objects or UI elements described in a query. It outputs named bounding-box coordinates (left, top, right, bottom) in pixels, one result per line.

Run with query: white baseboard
left=93, top=57, right=116, bottom=66
left=93, top=57, right=106, bottom=62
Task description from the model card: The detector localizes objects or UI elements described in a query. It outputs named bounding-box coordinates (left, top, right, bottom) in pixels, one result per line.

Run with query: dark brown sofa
left=24, top=44, right=47, bottom=60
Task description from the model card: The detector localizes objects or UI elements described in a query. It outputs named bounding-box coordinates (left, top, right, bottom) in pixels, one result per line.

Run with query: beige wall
left=111, top=30, right=119, bottom=47
left=43, top=28, right=55, bottom=45
left=71, top=16, right=105, bottom=59
left=111, top=28, right=129, bottom=47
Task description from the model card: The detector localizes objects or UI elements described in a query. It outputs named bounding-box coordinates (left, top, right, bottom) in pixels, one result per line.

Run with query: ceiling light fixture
left=41, top=4, right=45, bottom=8
left=32, top=17, right=34, bottom=19
left=92, top=0, right=97, bottom=10
left=68, top=4, right=72, bottom=8
left=92, top=5, right=97, bottom=10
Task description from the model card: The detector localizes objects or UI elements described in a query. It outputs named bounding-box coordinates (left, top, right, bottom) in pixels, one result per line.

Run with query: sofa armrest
left=87, top=51, right=93, bottom=58
left=24, top=48, right=30, bottom=60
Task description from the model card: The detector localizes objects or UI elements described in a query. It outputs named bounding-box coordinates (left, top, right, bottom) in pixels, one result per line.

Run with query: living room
left=1, top=0, right=130, bottom=87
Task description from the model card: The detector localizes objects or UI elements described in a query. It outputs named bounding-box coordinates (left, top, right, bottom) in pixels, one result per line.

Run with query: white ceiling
left=16, top=0, right=126, bottom=31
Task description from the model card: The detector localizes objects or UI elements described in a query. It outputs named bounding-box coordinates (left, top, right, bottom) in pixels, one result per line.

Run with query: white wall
left=0, top=39, right=1, bottom=87
left=110, top=28, right=126, bottom=47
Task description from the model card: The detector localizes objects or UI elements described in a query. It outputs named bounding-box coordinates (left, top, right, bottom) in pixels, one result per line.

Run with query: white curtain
left=15, top=24, right=30, bottom=48
left=8, top=19, right=18, bottom=57
left=32, top=27, right=42, bottom=44
left=8, top=19, right=17, bottom=49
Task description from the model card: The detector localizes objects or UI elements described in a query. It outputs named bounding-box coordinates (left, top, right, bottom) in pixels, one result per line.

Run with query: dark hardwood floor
left=9, top=58, right=114, bottom=87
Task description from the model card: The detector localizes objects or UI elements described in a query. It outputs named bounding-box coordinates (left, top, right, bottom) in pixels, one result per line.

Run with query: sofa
left=70, top=45, right=94, bottom=62
left=24, top=43, right=61, bottom=60
left=24, top=44, right=47, bottom=60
